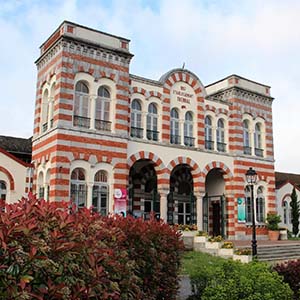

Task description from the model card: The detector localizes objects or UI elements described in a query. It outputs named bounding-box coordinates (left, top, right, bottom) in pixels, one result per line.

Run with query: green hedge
left=183, top=252, right=293, bottom=300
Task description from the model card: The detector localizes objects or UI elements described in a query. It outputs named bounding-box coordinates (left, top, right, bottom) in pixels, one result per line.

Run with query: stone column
left=87, top=182, right=94, bottom=209
left=90, top=95, right=97, bottom=130
left=159, top=189, right=168, bottom=222
left=195, top=191, right=205, bottom=231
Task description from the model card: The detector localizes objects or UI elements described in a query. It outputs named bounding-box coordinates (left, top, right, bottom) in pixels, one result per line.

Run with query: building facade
left=32, top=21, right=276, bottom=240
left=0, top=136, right=33, bottom=203
left=276, top=172, right=300, bottom=232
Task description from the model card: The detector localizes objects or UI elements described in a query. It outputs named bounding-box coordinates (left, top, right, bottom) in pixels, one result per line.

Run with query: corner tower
left=32, top=21, right=133, bottom=206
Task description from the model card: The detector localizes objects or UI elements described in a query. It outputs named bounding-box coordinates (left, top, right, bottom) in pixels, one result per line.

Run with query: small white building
left=276, top=172, right=300, bottom=232
left=0, top=136, right=33, bottom=203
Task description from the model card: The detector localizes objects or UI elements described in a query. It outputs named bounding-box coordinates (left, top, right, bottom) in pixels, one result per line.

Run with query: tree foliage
left=290, top=187, right=299, bottom=236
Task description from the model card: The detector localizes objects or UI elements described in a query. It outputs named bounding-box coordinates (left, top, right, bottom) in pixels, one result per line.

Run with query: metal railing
left=42, top=122, right=48, bottom=132
left=73, top=115, right=90, bottom=128
left=184, top=136, right=195, bottom=147
left=147, top=130, right=159, bottom=141
left=170, top=134, right=181, bottom=144
left=205, top=140, right=214, bottom=150
left=243, top=146, right=252, bottom=155
left=217, top=142, right=226, bottom=152
left=130, top=127, right=143, bottom=138
left=95, top=119, right=111, bottom=131
left=255, top=148, right=264, bottom=157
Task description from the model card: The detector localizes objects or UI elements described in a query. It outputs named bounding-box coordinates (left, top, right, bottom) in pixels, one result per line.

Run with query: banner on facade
left=114, top=188, right=127, bottom=217
left=237, top=197, right=246, bottom=223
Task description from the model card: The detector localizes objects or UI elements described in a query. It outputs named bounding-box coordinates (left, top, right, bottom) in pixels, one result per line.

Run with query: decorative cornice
left=206, top=86, right=274, bottom=105
left=36, top=37, right=132, bottom=70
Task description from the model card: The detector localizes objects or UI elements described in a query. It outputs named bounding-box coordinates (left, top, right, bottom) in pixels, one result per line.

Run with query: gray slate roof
left=0, top=135, right=32, bottom=155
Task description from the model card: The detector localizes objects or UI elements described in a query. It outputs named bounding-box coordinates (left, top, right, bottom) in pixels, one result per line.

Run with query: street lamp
left=245, top=167, right=258, bottom=257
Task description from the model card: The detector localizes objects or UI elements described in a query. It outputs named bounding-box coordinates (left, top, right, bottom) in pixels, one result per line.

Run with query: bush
left=274, top=259, right=300, bottom=299
left=187, top=257, right=293, bottom=300
left=0, top=194, right=183, bottom=300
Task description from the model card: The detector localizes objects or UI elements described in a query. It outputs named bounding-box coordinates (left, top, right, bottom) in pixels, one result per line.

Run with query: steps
left=256, top=243, right=300, bottom=262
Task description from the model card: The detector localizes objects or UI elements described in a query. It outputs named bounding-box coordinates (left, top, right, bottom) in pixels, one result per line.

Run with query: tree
left=290, top=186, right=300, bottom=236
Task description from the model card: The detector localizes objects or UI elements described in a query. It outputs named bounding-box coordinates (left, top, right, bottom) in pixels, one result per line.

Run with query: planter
left=268, top=230, right=280, bottom=241
left=279, top=229, right=288, bottom=240
left=205, top=241, right=222, bottom=249
left=233, top=254, right=252, bottom=263
left=219, top=248, right=234, bottom=256
left=194, top=236, right=207, bottom=243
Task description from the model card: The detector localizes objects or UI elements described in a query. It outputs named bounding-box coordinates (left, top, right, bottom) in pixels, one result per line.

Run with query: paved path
left=177, top=275, right=192, bottom=300
left=231, top=239, right=300, bottom=248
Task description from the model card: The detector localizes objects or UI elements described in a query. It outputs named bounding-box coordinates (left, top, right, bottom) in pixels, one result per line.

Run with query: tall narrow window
left=170, top=108, right=180, bottom=144
left=70, top=168, right=87, bottom=208
left=184, top=111, right=194, bottom=147
left=131, top=99, right=143, bottom=138
left=74, top=81, right=90, bottom=128
left=256, top=186, right=265, bottom=222
left=147, top=103, right=158, bottom=141
left=245, top=186, right=252, bottom=222
left=205, top=116, right=213, bottom=150
left=95, top=86, right=111, bottom=131
left=254, top=123, right=263, bottom=157
left=216, top=118, right=226, bottom=152
left=243, top=120, right=251, bottom=155
left=93, top=170, right=109, bottom=216
left=0, top=181, right=6, bottom=201
left=42, top=90, right=49, bottom=132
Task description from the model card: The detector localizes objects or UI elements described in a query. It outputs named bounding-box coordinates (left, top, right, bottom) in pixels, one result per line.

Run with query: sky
left=0, top=0, right=300, bottom=173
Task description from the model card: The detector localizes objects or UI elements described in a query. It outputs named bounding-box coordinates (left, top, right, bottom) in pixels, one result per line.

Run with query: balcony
left=217, top=142, right=226, bottom=152
left=50, top=119, right=54, bottom=128
left=147, top=130, right=159, bottom=141
left=170, top=134, right=181, bottom=145
left=184, top=136, right=195, bottom=147
left=131, top=127, right=143, bottom=138
left=243, top=146, right=252, bottom=155
left=74, top=115, right=90, bottom=128
left=95, top=119, right=111, bottom=131
left=205, top=140, right=214, bottom=150
left=255, top=148, right=264, bottom=157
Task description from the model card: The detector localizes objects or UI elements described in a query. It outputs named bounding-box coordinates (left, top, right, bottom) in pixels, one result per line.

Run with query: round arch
left=0, top=166, right=14, bottom=190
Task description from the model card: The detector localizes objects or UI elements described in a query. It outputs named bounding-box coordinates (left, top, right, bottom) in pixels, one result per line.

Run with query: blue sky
left=0, top=0, right=300, bottom=173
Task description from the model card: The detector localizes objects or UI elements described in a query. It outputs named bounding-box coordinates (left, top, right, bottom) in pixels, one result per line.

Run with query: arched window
left=184, top=111, right=194, bottom=147
left=131, top=99, right=143, bottom=138
left=0, top=181, right=6, bottom=201
left=216, top=118, right=226, bottom=152
left=256, top=186, right=265, bottom=222
left=254, top=123, right=263, bottom=157
left=205, top=116, right=213, bottom=150
left=147, top=103, right=158, bottom=141
left=38, top=172, right=44, bottom=199
left=49, top=83, right=55, bottom=129
left=93, top=170, right=109, bottom=216
left=243, top=120, right=251, bottom=155
left=170, top=108, right=180, bottom=144
left=42, top=89, right=49, bottom=132
left=95, top=86, right=111, bottom=131
left=245, top=186, right=252, bottom=222
left=70, top=168, right=87, bottom=208
left=283, top=200, right=289, bottom=224
left=74, top=81, right=90, bottom=128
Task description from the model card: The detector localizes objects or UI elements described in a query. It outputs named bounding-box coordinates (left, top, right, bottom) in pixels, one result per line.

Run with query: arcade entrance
left=167, top=164, right=196, bottom=225
left=129, top=159, right=160, bottom=219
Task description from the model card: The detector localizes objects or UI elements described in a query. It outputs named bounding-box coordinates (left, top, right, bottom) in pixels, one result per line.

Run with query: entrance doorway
left=168, top=164, right=196, bottom=225
left=129, top=159, right=160, bottom=219
left=204, top=168, right=226, bottom=237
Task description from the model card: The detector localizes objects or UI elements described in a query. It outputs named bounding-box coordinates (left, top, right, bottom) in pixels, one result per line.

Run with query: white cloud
left=0, top=0, right=299, bottom=172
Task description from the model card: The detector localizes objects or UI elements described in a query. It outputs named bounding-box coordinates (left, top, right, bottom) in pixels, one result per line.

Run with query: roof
left=275, top=171, right=300, bottom=189
left=0, top=135, right=32, bottom=155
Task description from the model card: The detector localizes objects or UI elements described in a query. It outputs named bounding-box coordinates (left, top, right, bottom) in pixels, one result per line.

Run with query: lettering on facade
left=172, top=85, right=193, bottom=104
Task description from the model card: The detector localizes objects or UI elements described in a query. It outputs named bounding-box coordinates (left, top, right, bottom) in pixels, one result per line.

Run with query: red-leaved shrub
left=274, top=259, right=300, bottom=299
left=0, top=194, right=183, bottom=299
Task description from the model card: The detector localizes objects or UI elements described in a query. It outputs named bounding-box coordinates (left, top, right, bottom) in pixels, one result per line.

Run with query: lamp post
left=245, top=167, right=258, bottom=257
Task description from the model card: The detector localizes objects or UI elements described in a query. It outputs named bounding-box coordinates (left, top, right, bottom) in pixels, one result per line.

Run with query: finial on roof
left=182, top=62, right=185, bottom=69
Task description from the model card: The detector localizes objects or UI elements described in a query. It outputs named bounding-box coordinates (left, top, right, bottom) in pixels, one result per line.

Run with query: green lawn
left=180, top=250, right=226, bottom=275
